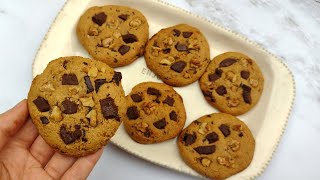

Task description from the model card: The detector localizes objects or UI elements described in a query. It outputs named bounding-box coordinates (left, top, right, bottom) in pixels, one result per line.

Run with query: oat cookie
left=144, top=24, right=210, bottom=86
left=28, top=56, right=126, bottom=157
left=77, top=5, right=149, bottom=67
left=124, top=82, right=186, bottom=144
left=177, top=113, right=255, bottom=180
left=199, top=52, right=264, bottom=115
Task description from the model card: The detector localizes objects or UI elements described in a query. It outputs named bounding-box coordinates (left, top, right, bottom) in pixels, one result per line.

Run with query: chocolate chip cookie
left=144, top=24, right=210, bottom=87
left=27, top=56, right=126, bottom=157
left=199, top=52, right=264, bottom=115
left=177, top=113, right=255, bottom=180
left=124, top=82, right=186, bottom=144
left=77, top=5, right=149, bottom=67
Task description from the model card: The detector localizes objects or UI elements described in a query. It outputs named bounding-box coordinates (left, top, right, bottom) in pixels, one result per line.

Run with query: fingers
left=45, top=153, right=77, bottom=180
left=62, top=148, right=104, bottom=180
left=11, top=118, right=38, bottom=149
left=0, top=100, right=29, bottom=151
left=30, top=136, right=55, bottom=166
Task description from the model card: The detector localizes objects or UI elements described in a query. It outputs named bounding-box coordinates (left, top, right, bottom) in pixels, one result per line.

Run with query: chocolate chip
left=182, top=32, right=193, bottom=38
left=112, top=71, right=122, bottom=86
left=162, top=48, right=171, bottom=54
left=183, top=133, right=196, bottom=145
left=144, top=129, right=151, bottom=137
left=147, top=88, right=161, bottom=96
left=118, top=14, right=128, bottom=21
left=216, top=86, right=227, bottom=96
left=84, top=76, right=94, bottom=93
left=40, top=116, right=49, bottom=124
left=62, top=74, right=79, bottom=85
left=202, top=90, right=215, bottom=102
left=60, top=125, right=82, bottom=145
left=92, top=12, right=107, bottom=26
left=131, top=94, right=142, bottom=102
left=169, top=111, right=177, bottom=121
left=206, top=132, right=219, bottom=143
left=194, top=145, right=216, bottom=155
left=170, top=61, right=186, bottom=73
left=118, top=45, right=130, bottom=55
left=62, top=100, right=78, bottom=114
left=241, top=71, right=250, bottom=79
left=100, top=97, right=119, bottom=121
left=219, top=124, right=230, bottom=137
left=126, top=106, right=139, bottom=120
left=175, top=43, right=188, bottom=52
left=242, top=84, right=252, bottom=104
left=208, top=68, right=223, bottom=82
left=153, top=118, right=167, bottom=129
left=33, top=96, right=50, bottom=112
left=239, top=132, right=244, bottom=137
left=163, top=96, right=174, bottom=106
left=94, top=79, right=106, bottom=93
left=122, top=34, right=138, bottom=44
left=173, top=29, right=181, bottom=36
left=219, top=58, right=237, bottom=67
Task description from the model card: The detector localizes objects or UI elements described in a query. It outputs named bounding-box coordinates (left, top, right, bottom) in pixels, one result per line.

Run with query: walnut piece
left=135, top=122, right=149, bottom=133
left=88, top=27, right=99, bottom=36
left=88, top=67, right=98, bottom=77
left=228, top=98, right=240, bottom=107
left=227, top=139, right=240, bottom=152
left=50, top=106, right=62, bottom=122
left=164, top=37, right=173, bottom=46
left=80, top=97, right=95, bottom=107
left=99, top=66, right=106, bottom=73
left=102, top=37, right=114, bottom=48
left=187, top=39, right=200, bottom=50
left=226, top=71, right=235, bottom=81
left=40, top=83, right=55, bottom=92
left=113, top=31, right=121, bottom=38
left=232, top=124, right=243, bottom=131
left=183, top=71, right=191, bottom=79
left=249, top=78, right=259, bottom=87
left=151, top=46, right=161, bottom=57
left=217, top=156, right=235, bottom=168
left=198, top=122, right=208, bottom=135
left=160, top=57, right=175, bottom=65
left=107, top=18, right=119, bottom=29
left=201, top=158, right=211, bottom=167
left=190, top=58, right=201, bottom=68
left=239, top=58, right=248, bottom=67
left=141, top=102, right=156, bottom=115
left=129, top=18, right=142, bottom=27
left=86, top=110, right=97, bottom=127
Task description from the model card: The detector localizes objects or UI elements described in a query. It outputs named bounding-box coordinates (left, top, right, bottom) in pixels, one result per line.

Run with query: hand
left=0, top=100, right=104, bottom=180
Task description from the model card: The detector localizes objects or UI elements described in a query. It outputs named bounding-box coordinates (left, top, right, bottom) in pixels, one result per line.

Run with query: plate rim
left=32, top=0, right=296, bottom=179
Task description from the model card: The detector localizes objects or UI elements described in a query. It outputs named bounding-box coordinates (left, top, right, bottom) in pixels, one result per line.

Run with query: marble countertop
left=0, top=0, right=319, bottom=179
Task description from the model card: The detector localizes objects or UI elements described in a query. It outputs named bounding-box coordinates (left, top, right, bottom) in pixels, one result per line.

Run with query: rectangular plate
left=33, top=0, right=295, bottom=179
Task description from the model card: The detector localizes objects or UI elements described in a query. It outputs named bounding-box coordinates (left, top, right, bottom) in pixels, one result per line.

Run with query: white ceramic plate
left=33, top=0, right=295, bottom=179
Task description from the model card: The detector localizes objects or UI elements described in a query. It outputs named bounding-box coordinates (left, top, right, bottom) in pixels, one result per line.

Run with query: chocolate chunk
left=62, top=74, right=79, bottom=85
left=202, top=90, right=215, bottom=102
left=169, top=111, right=177, bottom=121
left=239, top=132, right=244, bottom=137
left=219, top=124, right=230, bottom=137
left=118, top=45, right=130, bottom=55
left=183, top=133, right=196, bottom=146
left=40, top=116, right=49, bottom=124
left=94, top=79, right=106, bottom=93
left=147, top=87, right=161, bottom=96
left=208, top=68, right=223, bottom=82
left=194, top=145, right=216, bottom=155
left=84, top=76, right=94, bottom=93
left=175, top=43, right=188, bottom=52
left=170, top=61, right=186, bottom=73
left=122, top=34, right=138, bottom=44
left=153, top=118, right=167, bottom=129
left=118, top=14, right=128, bottom=21
left=163, top=96, right=174, bottom=106
left=92, top=12, right=107, bottom=26
left=131, top=94, right=142, bottom=102
left=216, top=86, right=227, bottom=96
left=219, top=58, right=237, bottom=67
left=100, top=97, right=119, bottom=121
left=144, top=129, right=151, bottom=137
left=173, top=29, right=181, bottom=36
left=60, top=125, right=82, bottom=145
left=182, top=32, right=193, bottom=38
left=126, top=106, right=139, bottom=120
left=33, top=96, right=50, bottom=112
left=242, top=84, right=252, bottom=104
left=162, top=48, right=171, bottom=54
left=206, top=132, right=219, bottom=143
left=241, top=71, right=250, bottom=79
left=62, top=100, right=78, bottom=114
left=112, top=71, right=122, bottom=86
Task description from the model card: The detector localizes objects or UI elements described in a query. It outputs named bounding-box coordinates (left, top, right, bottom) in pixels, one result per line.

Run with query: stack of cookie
left=27, top=4, right=264, bottom=180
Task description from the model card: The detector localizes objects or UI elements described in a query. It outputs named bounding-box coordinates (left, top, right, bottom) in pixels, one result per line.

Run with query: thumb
left=0, top=99, right=29, bottom=151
